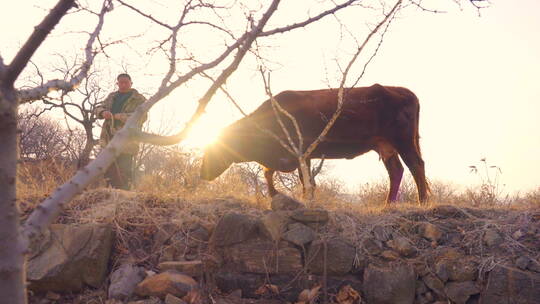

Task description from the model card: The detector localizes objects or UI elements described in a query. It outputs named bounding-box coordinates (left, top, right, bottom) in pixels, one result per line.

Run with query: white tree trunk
left=0, top=94, right=26, bottom=303
left=298, top=156, right=314, bottom=200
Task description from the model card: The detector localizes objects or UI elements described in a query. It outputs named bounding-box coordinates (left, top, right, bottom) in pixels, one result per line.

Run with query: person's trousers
left=105, top=153, right=134, bottom=190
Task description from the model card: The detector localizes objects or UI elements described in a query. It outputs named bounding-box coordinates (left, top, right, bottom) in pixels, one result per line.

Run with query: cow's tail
left=414, top=98, right=422, bottom=158
left=413, top=96, right=431, bottom=195
left=399, top=91, right=422, bottom=157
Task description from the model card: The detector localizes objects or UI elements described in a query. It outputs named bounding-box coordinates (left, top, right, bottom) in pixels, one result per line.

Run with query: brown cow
left=201, top=84, right=428, bottom=203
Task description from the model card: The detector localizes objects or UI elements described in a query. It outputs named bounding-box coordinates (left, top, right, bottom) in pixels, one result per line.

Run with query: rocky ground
left=26, top=189, right=540, bottom=304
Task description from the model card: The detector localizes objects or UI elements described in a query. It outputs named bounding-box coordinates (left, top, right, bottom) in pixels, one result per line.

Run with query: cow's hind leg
left=383, top=154, right=404, bottom=204
left=263, top=167, right=278, bottom=197
left=396, top=144, right=428, bottom=203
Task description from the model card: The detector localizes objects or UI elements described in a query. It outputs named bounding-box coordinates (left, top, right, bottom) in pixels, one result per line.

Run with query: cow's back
left=257, top=84, right=416, bottom=133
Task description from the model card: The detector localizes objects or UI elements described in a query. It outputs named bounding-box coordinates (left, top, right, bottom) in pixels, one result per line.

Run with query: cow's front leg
left=383, top=154, right=404, bottom=204
left=263, top=167, right=278, bottom=197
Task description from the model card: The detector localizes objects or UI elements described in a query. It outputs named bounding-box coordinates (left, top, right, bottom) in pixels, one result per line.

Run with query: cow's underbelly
left=310, top=142, right=373, bottom=159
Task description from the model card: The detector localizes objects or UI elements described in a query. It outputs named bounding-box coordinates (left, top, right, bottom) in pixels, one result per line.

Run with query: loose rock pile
left=28, top=192, right=540, bottom=304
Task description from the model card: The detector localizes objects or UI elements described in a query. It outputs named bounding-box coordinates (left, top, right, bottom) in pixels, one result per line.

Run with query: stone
left=223, top=238, right=303, bottom=274
left=214, top=272, right=264, bottom=298
left=528, top=260, right=540, bottom=273
left=108, top=263, right=147, bottom=300
left=441, top=257, right=477, bottom=282
left=362, top=237, right=383, bottom=255
left=166, top=235, right=191, bottom=261
left=380, top=250, right=400, bottom=261
left=27, top=224, right=114, bottom=292
left=187, top=225, right=210, bottom=246
left=210, top=212, right=259, bottom=247
left=306, top=239, right=356, bottom=275
left=512, top=229, right=525, bottom=240
left=445, top=281, right=479, bottom=304
left=184, top=252, right=198, bottom=261
left=45, top=291, right=61, bottom=300
left=282, top=222, right=316, bottom=246
left=258, top=211, right=292, bottom=241
left=271, top=193, right=304, bottom=211
left=483, top=229, right=503, bottom=247
left=229, top=289, right=242, bottom=298
left=153, top=223, right=178, bottom=248
left=413, top=263, right=429, bottom=277
left=290, top=209, right=329, bottom=224
left=159, top=245, right=177, bottom=263
left=387, top=237, right=416, bottom=257
left=127, top=298, right=162, bottom=304
left=515, top=256, right=530, bottom=270
left=215, top=298, right=282, bottom=304
left=422, top=274, right=445, bottom=298
left=164, top=294, right=187, bottom=304
left=363, top=264, right=416, bottom=304
left=417, top=222, right=443, bottom=242
left=415, top=280, right=428, bottom=295
left=434, top=261, right=449, bottom=282
left=446, top=232, right=463, bottom=245
left=416, top=294, right=430, bottom=304
left=372, top=225, right=393, bottom=242
left=431, top=205, right=468, bottom=218
left=158, top=261, right=203, bottom=277
left=135, top=270, right=197, bottom=299
left=480, top=265, right=540, bottom=304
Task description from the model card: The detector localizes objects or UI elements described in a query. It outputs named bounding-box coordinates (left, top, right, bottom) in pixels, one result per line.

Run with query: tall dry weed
left=18, top=158, right=78, bottom=215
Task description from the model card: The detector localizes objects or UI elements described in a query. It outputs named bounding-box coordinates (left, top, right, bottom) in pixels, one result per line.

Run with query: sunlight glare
left=183, top=120, right=222, bottom=149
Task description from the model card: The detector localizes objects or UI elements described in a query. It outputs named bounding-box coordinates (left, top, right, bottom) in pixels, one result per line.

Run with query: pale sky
left=2, top=1, right=539, bottom=195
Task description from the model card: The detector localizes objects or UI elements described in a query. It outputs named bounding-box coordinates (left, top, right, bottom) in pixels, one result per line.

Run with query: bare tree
left=0, top=0, right=489, bottom=302
left=0, top=0, right=109, bottom=301
left=38, top=67, right=106, bottom=168
left=18, top=107, right=66, bottom=160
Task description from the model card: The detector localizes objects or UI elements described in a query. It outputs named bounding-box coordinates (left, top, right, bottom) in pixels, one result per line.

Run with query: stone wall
left=28, top=194, right=540, bottom=304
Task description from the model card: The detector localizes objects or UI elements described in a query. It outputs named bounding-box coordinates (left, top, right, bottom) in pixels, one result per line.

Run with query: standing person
left=95, top=73, right=147, bottom=190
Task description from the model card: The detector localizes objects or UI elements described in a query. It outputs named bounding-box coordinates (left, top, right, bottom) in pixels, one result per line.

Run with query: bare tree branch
left=116, top=0, right=173, bottom=29
left=211, top=73, right=298, bottom=156
left=200, top=71, right=248, bottom=116
left=261, top=70, right=303, bottom=155
left=132, top=0, right=282, bottom=146
left=304, top=0, right=402, bottom=159
left=3, top=0, right=76, bottom=87
left=17, top=0, right=111, bottom=103
left=408, top=0, right=447, bottom=13
left=261, top=0, right=359, bottom=37
left=312, top=156, right=325, bottom=178
left=350, top=5, right=398, bottom=88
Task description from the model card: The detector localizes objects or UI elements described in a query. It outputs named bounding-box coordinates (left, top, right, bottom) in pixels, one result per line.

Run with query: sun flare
left=183, top=121, right=222, bottom=149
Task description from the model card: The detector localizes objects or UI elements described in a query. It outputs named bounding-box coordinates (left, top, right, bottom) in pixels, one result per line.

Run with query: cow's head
left=200, top=140, right=236, bottom=180
left=200, top=124, right=249, bottom=180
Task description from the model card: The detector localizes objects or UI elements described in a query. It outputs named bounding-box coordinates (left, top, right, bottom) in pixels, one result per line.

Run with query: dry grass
left=17, top=151, right=540, bottom=219
left=18, top=159, right=74, bottom=198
